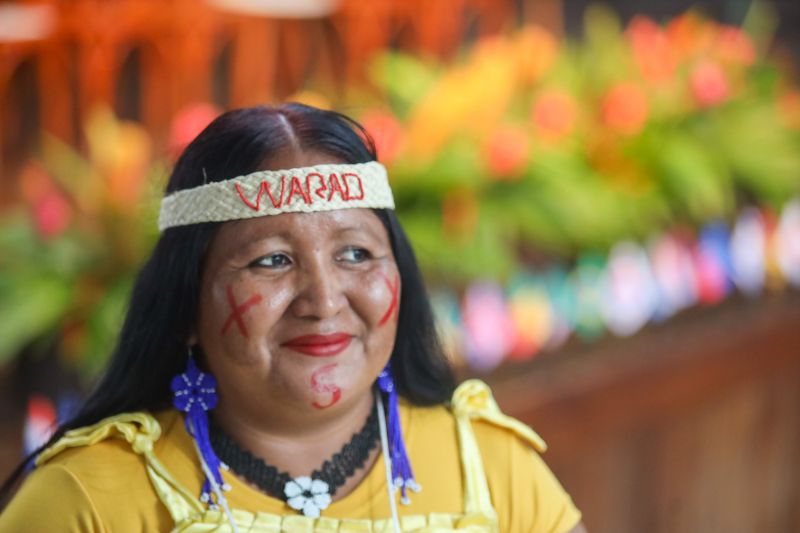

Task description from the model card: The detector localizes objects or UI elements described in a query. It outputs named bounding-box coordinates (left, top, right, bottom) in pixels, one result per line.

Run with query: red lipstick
left=282, top=333, right=352, bottom=357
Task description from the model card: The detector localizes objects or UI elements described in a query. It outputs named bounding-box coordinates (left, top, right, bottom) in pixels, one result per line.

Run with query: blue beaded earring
left=171, top=349, right=231, bottom=509
left=377, top=364, right=421, bottom=504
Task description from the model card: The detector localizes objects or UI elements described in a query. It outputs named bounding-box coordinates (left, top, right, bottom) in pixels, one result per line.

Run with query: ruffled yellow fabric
left=449, top=379, right=546, bottom=522
left=451, top=380, right=547, bottom=453
left=35, top=380, right=544, bottom=532
left=36, top=412, right=205, bottom=525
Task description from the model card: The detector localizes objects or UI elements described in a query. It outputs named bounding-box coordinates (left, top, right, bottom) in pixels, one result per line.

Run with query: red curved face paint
left=378, top=274, right=399, bottom=326
left=221, top=285, right=263, bottom=338
left=310, top=363, right=342, bottom=409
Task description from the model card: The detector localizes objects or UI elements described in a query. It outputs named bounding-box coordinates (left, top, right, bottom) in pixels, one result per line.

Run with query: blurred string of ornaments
left=433, top=203, right=800, bottom=370
left=1, top=7, right=800, bottom=376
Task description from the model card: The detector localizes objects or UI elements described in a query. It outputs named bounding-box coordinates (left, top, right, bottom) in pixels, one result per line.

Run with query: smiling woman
left=0, top=104, right=585, bottom=532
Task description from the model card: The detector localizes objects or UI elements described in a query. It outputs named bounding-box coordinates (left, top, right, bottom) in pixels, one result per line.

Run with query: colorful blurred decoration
left=0, top=108, right=168, bottom=374
left=22, top=395, right=56, bottom=457
left=355, top=6, right=800, bottom=283
left=432, top=202, right=799, bottom=369
left=1, top=6, right=800, bottom=374
left=340, top=6, right=800, bottom=367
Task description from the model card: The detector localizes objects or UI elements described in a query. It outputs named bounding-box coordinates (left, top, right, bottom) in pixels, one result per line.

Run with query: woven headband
left=158, top=161, right=394, bottom=231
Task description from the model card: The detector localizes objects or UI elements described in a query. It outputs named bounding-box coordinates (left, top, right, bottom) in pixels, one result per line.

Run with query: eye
left=251, top=253, right=292, bottom=269
left=338, top=247, right=371, bottom=263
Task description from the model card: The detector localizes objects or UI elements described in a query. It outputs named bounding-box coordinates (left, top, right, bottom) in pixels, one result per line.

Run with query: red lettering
left=235, top=182, right=267, bottom=211
left=342, top=173, right=365, bottom=200
left=235, top=178, right=286, bottom=211
left=310, top=363, right=342, bottom=409
left=286, top=175, right=311, bottom=205
left=221, top=285, right=263, bottom=338
left=306, top=172, right=327, bottom=201
left=263, top=176, right=286, bottom=209
left=327, top=173, right=347, bottom=201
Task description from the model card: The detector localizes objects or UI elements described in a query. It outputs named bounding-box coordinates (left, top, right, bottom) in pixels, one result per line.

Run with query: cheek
left=200, top=282, right=293, bottom=363
left=218, top=284, right=263, bottom=339
left=357, top=269, right=401, bottom=328
left=309, top=363, right=343, bottom=409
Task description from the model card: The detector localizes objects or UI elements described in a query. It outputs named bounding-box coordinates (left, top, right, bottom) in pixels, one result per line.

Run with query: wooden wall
left=487, top=291, right=800, bottom=533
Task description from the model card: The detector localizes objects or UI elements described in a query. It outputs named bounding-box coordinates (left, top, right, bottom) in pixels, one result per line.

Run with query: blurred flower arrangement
left=335, top=6, right=800, bottom=367
left=0, top=109, right=164, bottom=373
left=2, top=6, right=800, bottom=374
left=349, top=6, right=800, bottom=283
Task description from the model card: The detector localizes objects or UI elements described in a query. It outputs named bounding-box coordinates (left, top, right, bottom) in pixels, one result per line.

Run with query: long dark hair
left=1, top=103, right=454, bottom=501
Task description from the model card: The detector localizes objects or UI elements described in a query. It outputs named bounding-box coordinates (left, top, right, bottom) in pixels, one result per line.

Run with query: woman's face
left=194, top=162, right=399, bottom=425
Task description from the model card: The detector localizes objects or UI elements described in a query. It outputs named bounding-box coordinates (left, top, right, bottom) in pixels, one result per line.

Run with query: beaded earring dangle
left=376, top=364, right=421, bottom=504
left=171, top=348, right=234, bottom=514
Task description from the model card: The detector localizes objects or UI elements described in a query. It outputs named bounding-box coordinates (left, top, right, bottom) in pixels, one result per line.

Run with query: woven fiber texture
left=158, top=162, right=394, bottom=231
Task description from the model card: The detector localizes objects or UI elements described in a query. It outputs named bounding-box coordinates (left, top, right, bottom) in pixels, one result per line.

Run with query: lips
left=282, top=333, right=353, bottom=357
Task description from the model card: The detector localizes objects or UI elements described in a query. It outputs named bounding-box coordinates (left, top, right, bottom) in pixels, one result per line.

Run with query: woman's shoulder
left=446, top=379, right=582, bottom=533
left=36, top=409, right=184, bottom=470
left=403, top=379, right=547, bottom=452
left=0, top=410, right=186, bottom=532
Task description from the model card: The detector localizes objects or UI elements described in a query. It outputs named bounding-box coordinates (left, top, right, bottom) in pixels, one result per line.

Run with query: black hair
left=1, top=103, right=455, bottom=501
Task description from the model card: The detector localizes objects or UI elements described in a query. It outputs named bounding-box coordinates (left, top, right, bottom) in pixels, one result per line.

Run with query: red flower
left=360, top=110, right=404, bottom=165
left=483, top=125, right=529, bottom=179
left=627, top=15, right=676, bottom=85
left=690, top=60, right=730, bottom=108
left=600, top=82, right=649, bottom=135
left=714, top=26, right=756, bottom=66
left=168, top=103, right=220, bottom=157
left=531, top=90, right=577, bottom=142
left=33, top=189, right=72, bottom=239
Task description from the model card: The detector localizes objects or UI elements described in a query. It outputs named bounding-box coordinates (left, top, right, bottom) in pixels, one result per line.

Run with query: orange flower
left=600, top=82, right=649, bottom=135
left=690, top=60, right=730, bottom=108
left=483, top=125, right=529, bottom=179
left=713, top=26, right=756, bottom=66
left=442, top=187, right=478, bottom=239
left=360, top=109, right=404, bottom=166
left=666, top=13, right=715, bottom=63
left=531, top=89, right=578, bottom=142
left=778, top=90, right=800, bottom=129
left=514, top=25, right=558, bottom=85
left=626, top=15, right=677, bottom=86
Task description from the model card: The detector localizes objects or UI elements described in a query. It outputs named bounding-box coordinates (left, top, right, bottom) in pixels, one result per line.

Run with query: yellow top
left=0, top=380, right=581, bottom=532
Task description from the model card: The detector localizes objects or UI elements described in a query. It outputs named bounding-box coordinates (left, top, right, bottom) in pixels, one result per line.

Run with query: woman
left=0, top=104, right=585, bottom=532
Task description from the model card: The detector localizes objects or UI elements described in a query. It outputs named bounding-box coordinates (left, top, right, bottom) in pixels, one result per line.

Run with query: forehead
left=208, top=208, right=391, bottom=257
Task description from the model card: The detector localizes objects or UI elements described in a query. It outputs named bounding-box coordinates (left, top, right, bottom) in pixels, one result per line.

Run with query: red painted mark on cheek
left=310, top=363, right=342, bottom=409
left=220, top=285, right=263, bottom=338
left=378, top=274, right=400, bottom=326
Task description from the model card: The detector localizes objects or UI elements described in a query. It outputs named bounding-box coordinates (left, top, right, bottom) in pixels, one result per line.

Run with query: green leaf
left=0, top=275, right=74, bottom=362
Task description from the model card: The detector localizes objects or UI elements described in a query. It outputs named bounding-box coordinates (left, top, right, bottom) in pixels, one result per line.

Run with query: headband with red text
left=158, top=161, right=394, bottom=231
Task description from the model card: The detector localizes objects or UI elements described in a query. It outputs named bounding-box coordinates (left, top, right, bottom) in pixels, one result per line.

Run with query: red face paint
left=220, top=285, right=263, bottom=338
left=378, top=274, right=400, bottom=326
left=310, top=363, right=342, bottom=409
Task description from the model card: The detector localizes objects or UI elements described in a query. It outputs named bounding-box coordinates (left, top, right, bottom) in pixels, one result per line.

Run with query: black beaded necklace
left=209, top=406, right=379, bottom=516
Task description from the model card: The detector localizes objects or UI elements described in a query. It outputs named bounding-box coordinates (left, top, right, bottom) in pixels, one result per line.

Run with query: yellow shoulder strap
left=36, top=412, right=204, bottom=525
left=452, top=379, right=547, bottom=452
left=451, top=379, right=547, bottom=519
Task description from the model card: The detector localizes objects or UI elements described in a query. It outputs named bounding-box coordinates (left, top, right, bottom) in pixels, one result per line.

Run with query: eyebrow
left=332, top=224, right=385, bottom=241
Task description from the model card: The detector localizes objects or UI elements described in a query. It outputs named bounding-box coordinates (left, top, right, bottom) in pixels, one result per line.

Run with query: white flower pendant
left=284, top=476, right=332, bottom=518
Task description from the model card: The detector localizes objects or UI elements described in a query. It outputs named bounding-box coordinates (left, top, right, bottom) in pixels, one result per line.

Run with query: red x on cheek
left=220, top=285, right=263, bottom=338
left=378, top=274, right=400, bottom=326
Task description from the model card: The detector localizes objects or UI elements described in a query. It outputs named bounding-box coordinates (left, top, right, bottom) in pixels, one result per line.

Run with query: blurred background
left=1, top=0, right=799, bottom=531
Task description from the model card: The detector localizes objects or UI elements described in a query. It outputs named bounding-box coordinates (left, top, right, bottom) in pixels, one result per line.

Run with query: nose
left=290, top=257, right=348, bottom=320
